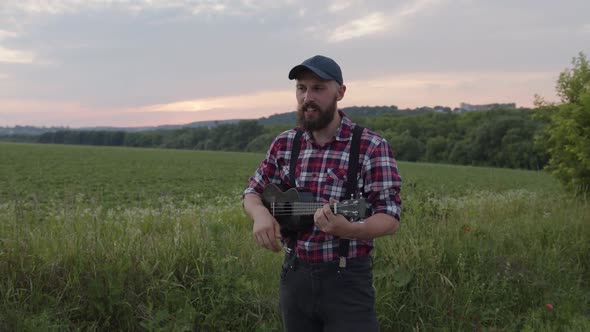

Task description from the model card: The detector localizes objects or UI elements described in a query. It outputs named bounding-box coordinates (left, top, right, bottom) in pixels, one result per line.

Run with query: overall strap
left=339, top=125, right=364, bottom=268
left=346, top=125, right=364, bottom=198
left=289, top=129, right=304, bottom=187
left=287, top=129, right=304, bottom=251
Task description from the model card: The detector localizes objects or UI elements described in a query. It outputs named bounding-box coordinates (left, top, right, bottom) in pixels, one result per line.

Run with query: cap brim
left=288, top=64, right=333, bottom=81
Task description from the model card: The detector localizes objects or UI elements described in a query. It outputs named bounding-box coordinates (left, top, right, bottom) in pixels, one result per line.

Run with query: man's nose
left=303, top=90, right=316, bottom=103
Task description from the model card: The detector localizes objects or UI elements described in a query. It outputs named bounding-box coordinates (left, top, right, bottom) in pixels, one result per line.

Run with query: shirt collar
left=335, top=110, right=354, bottom=141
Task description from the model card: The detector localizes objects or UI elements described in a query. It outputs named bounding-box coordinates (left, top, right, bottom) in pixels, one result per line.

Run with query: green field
left=1, top=142, right=589, bottom=331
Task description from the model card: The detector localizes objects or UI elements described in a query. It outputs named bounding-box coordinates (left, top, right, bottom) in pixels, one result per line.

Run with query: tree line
left=35, top=120, right=270, bottom=151
left=5, top=52, right=588, bottom=194
left=33, top=108, right=547, bottom=170
left=357, top=108, right=547, bottom=170
left=534, top=52, right=590, bottom=193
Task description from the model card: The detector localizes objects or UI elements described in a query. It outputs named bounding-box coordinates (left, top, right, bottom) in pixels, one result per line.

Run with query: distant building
left=433, top=106, right=452, bottom=113
left=458, top=102, right=516, bottom=112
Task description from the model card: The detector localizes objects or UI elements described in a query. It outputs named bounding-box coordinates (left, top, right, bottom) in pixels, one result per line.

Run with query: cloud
left=342, top=70, right=558, bottom=109
left=0, top=0, right=586, bottom=128
left=0, top=30, right=18, bottom=39
left=0, top=70, right=560, bottom=127
left=329, top=13, right=390, bottom=42
left=141, top=89, right=293, bottom=113
left=0, top=99, right=87, bottom=115
left=0, top=46, right=35, bottom=63
left=0, top=29, right=36, bottom=63
left=137, top=70, right=557, bottom=115
left=4, top=1, right=168, bottom=15
left=0, top=88, right=295, bottom=127
left=1, top=0, right=286, bottom=17
left=321, top=0, right=445, bottom=42
left=329, top=1, right=354, bottom=12
left=397, top=0, right=442, bottom=17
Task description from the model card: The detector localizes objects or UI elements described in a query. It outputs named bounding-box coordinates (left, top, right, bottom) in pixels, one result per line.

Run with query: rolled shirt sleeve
left=362, top=136, right=402, bottom=221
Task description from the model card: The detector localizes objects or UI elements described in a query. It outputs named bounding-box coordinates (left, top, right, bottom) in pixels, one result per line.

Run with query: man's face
left=295, top=72, right=345, bottom=131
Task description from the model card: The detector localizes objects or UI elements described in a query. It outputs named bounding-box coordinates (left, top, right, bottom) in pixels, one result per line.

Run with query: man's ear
left=336, top=84, right=346, bottom=101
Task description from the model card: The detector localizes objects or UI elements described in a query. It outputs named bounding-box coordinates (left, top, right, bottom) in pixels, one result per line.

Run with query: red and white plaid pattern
left=244, top=111, right=402, bottom=262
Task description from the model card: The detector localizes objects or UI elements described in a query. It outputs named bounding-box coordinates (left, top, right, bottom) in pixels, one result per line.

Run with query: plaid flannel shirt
left=244, top=111, right=402, bottom=262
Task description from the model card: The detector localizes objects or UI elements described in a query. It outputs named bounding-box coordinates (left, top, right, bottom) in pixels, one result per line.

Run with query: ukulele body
left=261, top=183, right=367, bottom=237
left=262, top=184, right=315, bottom=232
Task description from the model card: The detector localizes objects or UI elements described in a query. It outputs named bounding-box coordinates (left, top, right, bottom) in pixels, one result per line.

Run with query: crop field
left=1, top=142, right=589, bottom=331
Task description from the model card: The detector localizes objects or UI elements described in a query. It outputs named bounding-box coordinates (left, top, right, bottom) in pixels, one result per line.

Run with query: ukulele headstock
left=336, top=198, right=368, bottom=220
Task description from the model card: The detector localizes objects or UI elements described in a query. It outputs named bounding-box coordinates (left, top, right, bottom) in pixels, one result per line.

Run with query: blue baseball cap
left=288, top=55, right=343, bottom=85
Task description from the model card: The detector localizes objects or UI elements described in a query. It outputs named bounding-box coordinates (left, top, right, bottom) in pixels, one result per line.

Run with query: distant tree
left=191, top=127, right=210, bottom=148
left=384, top=131, right=425, bottom=162
left=424, top=136, right=449, bottom=162
left=208, top=123, right=237, bottom=150
left=245, top=133, right=276, bottom=152
left=234, top=120, right=265, bottom=150
left=124, top=132, right=163, bottom=147
left=165, top=129, right=192, bottom=149
left=110, top=131, right=126, bottom=146
left=468, top=115, right=524, bottom=166
left=556, top=52, right=590, bottom=104
left=448, top=141, right=472, bottom=165
left=497, top=127, right=546, bottom=170
left=38, top=132, right=54, bottom=143
left=63, top=131, right=80, bottom=144
left=535, top=52, right=590, bottom=193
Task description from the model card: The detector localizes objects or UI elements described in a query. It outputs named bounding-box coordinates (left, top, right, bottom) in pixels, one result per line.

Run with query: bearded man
left=243, top=55, right=402, bottom=331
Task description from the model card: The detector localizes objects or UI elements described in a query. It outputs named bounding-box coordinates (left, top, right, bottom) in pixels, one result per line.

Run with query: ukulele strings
left=269, top=204, right=341, bottom=215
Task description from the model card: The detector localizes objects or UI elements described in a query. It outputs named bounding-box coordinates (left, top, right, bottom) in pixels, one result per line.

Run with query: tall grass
left=1, top=143, right=589, bottom=331
left=0, top=197, right=282, bottom=331
left=375, top=189, right=590, bottom=331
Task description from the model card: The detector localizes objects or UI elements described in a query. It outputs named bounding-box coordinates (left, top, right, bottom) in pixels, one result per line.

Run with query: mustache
left=299, top=101, right=320, bottom=111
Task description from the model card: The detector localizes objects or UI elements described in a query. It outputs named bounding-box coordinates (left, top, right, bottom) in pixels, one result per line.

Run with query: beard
left=296, top=97, right=338, bottom=131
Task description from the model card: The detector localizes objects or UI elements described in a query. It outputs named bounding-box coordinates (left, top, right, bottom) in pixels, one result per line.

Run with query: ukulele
left=262, top=183, right=368, bottom=232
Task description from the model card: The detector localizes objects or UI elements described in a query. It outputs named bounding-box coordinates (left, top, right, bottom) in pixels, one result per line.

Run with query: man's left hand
left=313, top=199, right=355, bottom=238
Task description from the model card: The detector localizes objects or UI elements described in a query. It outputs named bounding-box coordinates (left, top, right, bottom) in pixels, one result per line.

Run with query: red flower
left=465, top=226, right=471, bottom=232
left=546, top=303, right=554, bottom=310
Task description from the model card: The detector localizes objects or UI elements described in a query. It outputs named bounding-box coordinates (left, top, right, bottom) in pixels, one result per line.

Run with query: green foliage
left=384, top=130, right=425, bottom=162
left=376, top=188, right=590, bottom=330
left=535, top=52, right=590, bottom=194
left=30, top=107, right=548, bottom=170
left=557, top=52, right=590, bottom=104
left=0, top=134, right=39, bottom=143
left=245, top=133, right=275, bottom=152
left=424, top=136, right=450, bottom=162
left=1, top=143, right=588, bottom=330
left=0, top=143, right=261, bottom=208
left=373, top=109, right=546, bottom=169
left=37, top=120, right=265, bottom=152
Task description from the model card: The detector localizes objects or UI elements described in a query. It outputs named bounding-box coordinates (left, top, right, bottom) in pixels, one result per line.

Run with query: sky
left=1, top=0, right=589, bottom=128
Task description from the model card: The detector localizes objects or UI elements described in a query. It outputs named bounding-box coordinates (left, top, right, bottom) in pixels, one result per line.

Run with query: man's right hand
left=243, top=194, right=283, bottom=252
left=252, top=215, right=282, bottom=252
